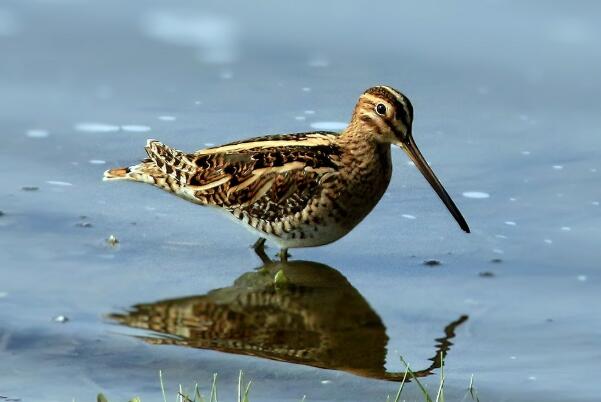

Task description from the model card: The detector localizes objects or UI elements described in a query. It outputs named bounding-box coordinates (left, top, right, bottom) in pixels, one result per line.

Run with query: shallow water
left=1, top=1, right=601, bottom=401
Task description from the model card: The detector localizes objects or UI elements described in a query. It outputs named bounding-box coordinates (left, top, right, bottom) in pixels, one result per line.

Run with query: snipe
left=104, top=86, right=469, bottom=259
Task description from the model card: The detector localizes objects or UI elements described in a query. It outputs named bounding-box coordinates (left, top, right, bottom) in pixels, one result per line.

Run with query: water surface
left=1, top=1, right=600, bottom=401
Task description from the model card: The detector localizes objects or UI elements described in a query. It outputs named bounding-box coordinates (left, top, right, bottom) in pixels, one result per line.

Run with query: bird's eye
left=376, top=103, right=387, bottom=116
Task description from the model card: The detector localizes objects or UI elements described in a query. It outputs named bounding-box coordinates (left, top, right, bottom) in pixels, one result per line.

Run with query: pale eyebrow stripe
left=362, top=94, right=393, bottom=110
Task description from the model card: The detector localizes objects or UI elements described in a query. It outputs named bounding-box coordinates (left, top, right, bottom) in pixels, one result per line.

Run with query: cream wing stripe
left=188, top=161, right=307, bottom=199
left=195, top=135, right=335, bottom=155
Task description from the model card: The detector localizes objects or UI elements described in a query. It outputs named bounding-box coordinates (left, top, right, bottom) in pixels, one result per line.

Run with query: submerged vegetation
left=96, top=356, right=481, bottom=402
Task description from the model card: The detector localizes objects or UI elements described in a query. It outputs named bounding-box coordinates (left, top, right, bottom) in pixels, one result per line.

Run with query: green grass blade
left=243, top=380, right=252, bottom=402
left=193, top=383, right=205, bottom=402
left=399, top=356, right=433, bottom=402
left=210, top=373, right=218, bottom=402
left=159, top=370, right=168, bottom=402
left=467, top=374, right=480, bottom=402
left=237, top=370, right=243, bottom=402
left=179, top=384, right=188, bottom=402
left=435, top=376, right=445, bottom=402
left=393, top=369, right=409, bottom=402
left=436, top=352, right=445, bottom=402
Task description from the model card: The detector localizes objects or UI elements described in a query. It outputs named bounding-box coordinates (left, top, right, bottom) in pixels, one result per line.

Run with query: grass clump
left=97, top=357, right=480, bottom=402
left=385, top=354, right=481, bottom=402
left=98, top=371, right=252, bottom=402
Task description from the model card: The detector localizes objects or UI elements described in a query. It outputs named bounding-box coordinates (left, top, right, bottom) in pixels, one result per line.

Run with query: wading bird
left=104, top=86, right=469, bottom=260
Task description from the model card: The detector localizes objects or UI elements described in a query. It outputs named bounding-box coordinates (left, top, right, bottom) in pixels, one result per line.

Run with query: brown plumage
left=104, top=85, right=469, bottom=255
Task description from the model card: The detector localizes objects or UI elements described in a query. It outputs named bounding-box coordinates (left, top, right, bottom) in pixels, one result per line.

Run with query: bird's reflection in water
left=109, top=259, right=467, bottom=381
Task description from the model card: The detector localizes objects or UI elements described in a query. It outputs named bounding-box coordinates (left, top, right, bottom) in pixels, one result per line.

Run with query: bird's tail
left=103, top=139, right=196, bottom=195
left=103, top=166, right=134, bottom=181
left=103, top=160, right=165, bottom=185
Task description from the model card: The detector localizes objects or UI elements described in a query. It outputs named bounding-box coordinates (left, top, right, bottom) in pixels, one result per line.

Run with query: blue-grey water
left=1, top=1, right=600, bottom=401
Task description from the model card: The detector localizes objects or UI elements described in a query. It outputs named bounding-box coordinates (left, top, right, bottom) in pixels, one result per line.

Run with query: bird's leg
left=278, top=248, right=290, bottom=262
left=252, top=238, right=271, bottom=264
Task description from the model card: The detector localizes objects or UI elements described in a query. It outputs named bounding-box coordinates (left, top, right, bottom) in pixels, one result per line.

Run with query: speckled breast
left=275, top=143, right=393, bottom=248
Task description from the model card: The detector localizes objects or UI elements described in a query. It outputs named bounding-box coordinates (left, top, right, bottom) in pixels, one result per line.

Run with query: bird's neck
left=337, top=125, right=392, bottom=176
left=333, top=124, right=393, bottom=220
left=339, top=123, right=391, bottom=155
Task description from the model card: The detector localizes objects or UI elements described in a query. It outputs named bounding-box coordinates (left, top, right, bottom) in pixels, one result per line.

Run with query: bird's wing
left=145, top=132, right=342, bottom=219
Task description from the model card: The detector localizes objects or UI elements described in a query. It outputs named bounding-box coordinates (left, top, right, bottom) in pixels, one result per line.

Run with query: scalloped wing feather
left=141, top=133, right=341, bottom=218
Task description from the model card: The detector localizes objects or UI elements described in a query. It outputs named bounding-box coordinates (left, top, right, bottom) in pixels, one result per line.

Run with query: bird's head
left=352, top=85, right=414, bottom=145
left=351, top=85, right=470, bottom=233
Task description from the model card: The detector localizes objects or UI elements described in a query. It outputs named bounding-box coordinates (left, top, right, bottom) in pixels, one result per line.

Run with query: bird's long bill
left=401, top=136, right=470, bottom=233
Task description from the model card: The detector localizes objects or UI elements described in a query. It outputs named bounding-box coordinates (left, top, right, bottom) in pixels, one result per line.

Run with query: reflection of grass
left=97, top=358, right=480, bottom=402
